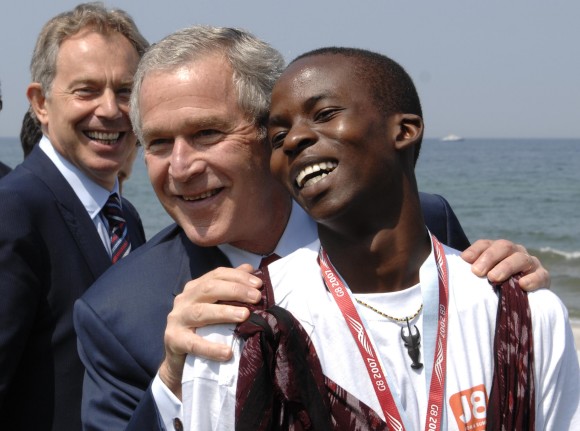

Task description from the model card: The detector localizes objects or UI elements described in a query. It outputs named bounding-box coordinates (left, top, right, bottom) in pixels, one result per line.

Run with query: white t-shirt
left=182, top=239, right=580, bottom=430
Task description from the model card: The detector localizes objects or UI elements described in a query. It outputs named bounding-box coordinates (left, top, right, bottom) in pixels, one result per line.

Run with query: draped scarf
left=487, top=276, right=535, bottom=430
left=233, top=267, right=535, bottom=430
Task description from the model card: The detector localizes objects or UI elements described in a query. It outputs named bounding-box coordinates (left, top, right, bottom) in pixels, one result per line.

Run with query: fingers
left=462, top=239, right=521, bottom=277
left=175, top=302, right=251, bottom=328
left=485, top=249, right=533, bottom=282
left=159, top=327, right=234, bottom=399
left=517, top=255, right=551, bottom=291
left=181, top=264, right=262, bottom=305
left=461, top=239, right=551, bottom=290
left=164, top=320, right=233, bottom=363
left=162, top=265, right=261, bottom=375
left=460, top=239, right=494, bottom=264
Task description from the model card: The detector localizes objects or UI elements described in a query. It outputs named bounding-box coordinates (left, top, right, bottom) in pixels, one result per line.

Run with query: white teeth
left=296, top=161, right=337, bottom=188
left=183, top=189, right=218, bottom=201
left=303, top=172, right=328, bottom=188
left=87, top=131, right=121, bottom=141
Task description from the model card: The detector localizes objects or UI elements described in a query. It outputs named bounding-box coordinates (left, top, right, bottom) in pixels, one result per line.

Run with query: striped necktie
left=103, top=193, right=131, bottom=263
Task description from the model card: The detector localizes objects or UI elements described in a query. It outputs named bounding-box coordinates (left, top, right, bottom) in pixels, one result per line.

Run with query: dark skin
left=269, top=54, right=440, bottom=293
left=156, top=56, right=549, bottom=399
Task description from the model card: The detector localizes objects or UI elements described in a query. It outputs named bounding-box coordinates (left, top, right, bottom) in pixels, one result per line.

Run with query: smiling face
left=139, top=55, right=290, bottom=252
left=269, top=54, right=409, bottom=228
left=28, top=29, right=140, bottom=190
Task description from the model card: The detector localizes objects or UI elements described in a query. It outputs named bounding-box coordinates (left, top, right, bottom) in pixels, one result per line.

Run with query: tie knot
left=103, top=193, right=123, bottom=227
left=102, top=193, right=131, bottom=263
left=107, top=192, right=121, bottom=206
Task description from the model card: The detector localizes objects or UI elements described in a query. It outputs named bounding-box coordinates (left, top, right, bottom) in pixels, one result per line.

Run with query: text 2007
left=366, top=358, right=386, bottom=391
left=325, top=270, right=344, bottom=297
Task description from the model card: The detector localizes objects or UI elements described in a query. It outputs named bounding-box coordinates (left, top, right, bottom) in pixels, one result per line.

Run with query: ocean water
left=1, top=137, right=579, bottom=317
left=416, top=138, right=580, bottom=318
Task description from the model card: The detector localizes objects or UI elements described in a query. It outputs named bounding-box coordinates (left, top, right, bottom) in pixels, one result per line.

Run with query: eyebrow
left=142, top=115, right=232, bottom=140
left=268, top=93, right=330, bottom=127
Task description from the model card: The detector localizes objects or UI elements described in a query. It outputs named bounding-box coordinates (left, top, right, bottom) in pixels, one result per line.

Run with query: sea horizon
left=1, top=137, right=579, bottom=318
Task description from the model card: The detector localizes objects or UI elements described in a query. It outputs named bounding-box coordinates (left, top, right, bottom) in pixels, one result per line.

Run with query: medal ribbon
left=318, top=234, right=449, bottom=431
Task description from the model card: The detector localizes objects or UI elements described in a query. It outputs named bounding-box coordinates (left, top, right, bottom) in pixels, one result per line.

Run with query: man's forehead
left=281, top=55, right=354, bottom=87
left=275, top=55, right=357, bottom=100
left=142, top=58, right=234, bottom=97
left=60, top=27, right=134, bottom=51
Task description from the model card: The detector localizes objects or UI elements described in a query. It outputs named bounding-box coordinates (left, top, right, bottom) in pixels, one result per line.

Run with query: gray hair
left=130, top=26, right=285, bottom=142
left=30, top=2, right=148, bottom=97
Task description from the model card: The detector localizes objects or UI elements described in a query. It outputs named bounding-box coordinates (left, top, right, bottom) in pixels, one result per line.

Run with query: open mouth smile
left=85, top=131, right=124, bottom=144
left=182, top=188, right=223, bottom=202
left=295, top=161, right=338, bottom=189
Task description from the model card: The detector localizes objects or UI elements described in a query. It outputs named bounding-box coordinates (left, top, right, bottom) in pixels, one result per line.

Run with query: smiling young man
left=74, top=27, right=551, bottom=431
left=180, top=47, right=580, bottom=430
left=0, top=4, right=147, bottom=430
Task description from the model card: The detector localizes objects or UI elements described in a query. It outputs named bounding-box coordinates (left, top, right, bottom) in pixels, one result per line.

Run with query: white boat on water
left=441, top=134, right=464, bottom=142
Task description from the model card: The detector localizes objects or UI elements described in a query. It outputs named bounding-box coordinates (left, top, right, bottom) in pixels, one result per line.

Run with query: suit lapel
left=24, top=147, right=112, bottom=279
left=121, top=198, right=146, bottom=249
left=169, top=229, right=232, bottom=297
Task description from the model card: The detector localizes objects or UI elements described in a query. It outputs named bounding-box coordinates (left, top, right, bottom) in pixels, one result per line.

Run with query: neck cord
left=318, top=234, right=449, bottom=431
left=355, top=298, right=423, bottom=322
left=355, top=299, right=424, bottom=369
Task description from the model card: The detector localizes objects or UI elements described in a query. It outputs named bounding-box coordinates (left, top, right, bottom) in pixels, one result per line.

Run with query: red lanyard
left=318, top=235, right=449, bottom=431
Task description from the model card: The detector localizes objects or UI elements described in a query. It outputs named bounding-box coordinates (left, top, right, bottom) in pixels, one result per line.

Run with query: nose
left=282, top=121, right=316, bottom=157
left=95, top=89, right=123, bottom=119
left=168, top=137, right=206, bottom=182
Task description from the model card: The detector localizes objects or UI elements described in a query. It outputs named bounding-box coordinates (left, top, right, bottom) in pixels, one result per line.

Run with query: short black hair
left=290, top=47, right=423, bottom=162
left=20, top=110, right=43, bottom=157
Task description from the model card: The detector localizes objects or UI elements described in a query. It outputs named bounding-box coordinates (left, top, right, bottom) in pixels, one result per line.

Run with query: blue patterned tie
left=103, top=193, right=131, bottom=263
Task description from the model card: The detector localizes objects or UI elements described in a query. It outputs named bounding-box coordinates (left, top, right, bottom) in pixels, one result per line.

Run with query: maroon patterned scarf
left=233, top=267, right=535, bottom=430
left=487, top=276, right=535, bottom=430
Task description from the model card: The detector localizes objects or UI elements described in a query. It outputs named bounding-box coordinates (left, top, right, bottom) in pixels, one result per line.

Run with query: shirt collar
left=218, top=201, right=317, bottom=269
left=39, top=135, right=120, bottom=220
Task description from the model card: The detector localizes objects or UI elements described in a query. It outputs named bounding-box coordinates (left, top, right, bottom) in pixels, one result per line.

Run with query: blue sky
left=1, top=0, right=579, bottom=138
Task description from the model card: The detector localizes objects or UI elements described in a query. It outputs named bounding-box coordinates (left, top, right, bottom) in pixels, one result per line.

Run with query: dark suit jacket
left=0, top=146, right=146, bottom=431
left=0, top=160, right=11, bottom=178
left=74, top=192, right=469, bottom=431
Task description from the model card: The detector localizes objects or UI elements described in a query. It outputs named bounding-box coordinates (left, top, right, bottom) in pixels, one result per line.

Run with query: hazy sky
left=1, top=0, right=579, bottom=138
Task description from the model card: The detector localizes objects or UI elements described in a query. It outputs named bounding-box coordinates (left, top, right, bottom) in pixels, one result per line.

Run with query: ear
left=27, top=83, right=49, bottom=127
left=393, top=113, right=423, bottom=151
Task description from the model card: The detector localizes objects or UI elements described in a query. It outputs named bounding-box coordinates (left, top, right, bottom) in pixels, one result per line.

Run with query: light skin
left=140, top=55, right=291, bottom=253
left=138, top=54, right=290, bottom=396
left=137, top=53, right=549, bottom=400
left=27, top=29, right=140, bottom=190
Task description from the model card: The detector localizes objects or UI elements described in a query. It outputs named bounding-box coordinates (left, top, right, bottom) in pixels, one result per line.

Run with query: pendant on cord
left=401, top=318, right=423, bottom=369
left=354, top=298, right=424, bottom=370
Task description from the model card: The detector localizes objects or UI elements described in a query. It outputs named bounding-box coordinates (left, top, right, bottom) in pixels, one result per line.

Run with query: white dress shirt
left=152, top=201, right=318, bottom=430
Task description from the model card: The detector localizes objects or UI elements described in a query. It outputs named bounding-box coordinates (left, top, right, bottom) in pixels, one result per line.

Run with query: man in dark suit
left=0, top=4, right=148, bottom=430
left=74, top=26, right=548, bottom=431
left=0, top=86, right=12, bottom=178
left=0, top=161, right=9, bottom=177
